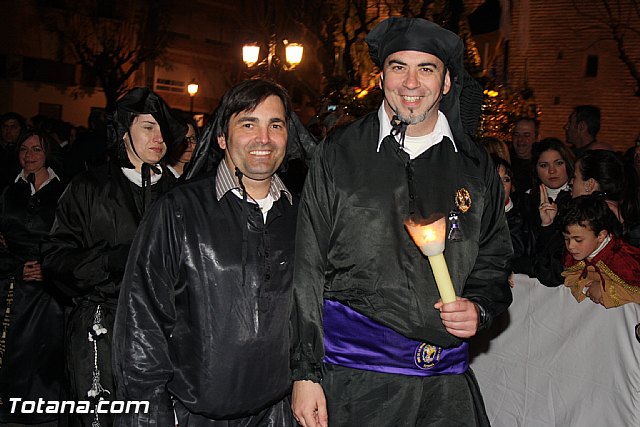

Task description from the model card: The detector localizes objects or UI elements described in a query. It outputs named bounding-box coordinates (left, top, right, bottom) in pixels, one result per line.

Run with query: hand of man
left=23, top=260, right=44, bottom=282
left=434, top=297, right=479, bottom=338
left=538, top=184, right=558, bottom=226
left=291, top=380, right=328, bottom=427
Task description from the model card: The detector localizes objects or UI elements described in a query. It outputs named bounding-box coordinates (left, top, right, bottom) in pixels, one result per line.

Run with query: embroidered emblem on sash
left=414, top=343, right=442, bottom=369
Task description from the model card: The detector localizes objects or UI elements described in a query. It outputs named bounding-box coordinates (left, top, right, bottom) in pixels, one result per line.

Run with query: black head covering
left=366, top=17, right=463, bottom=76
left=107, top=87, right=186, bottom=169
left=366, top=17, right=471, bottom=153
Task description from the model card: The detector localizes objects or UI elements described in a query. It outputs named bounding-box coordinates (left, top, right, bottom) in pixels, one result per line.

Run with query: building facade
left=505, top=0, right=640, bottom=151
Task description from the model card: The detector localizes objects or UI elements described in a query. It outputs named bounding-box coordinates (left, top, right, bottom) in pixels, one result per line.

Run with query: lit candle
left=405, top=214, right=457, bottom=304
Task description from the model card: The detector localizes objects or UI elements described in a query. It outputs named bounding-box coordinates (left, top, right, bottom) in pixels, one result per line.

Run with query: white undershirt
left=231, top=189, right=274, bottom=222
left=376, top=105, right=457, bottom=158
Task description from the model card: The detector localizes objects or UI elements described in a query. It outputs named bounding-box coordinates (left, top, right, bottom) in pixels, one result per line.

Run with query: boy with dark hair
left=561, top=195, right=640, bottom=307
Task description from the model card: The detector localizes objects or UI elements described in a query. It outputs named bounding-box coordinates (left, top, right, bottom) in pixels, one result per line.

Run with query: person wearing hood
left=112, top=78, right=312, bottom=426
left=290, top=17, right=512, bottom=427
left=41, top=87, right=182, bottom=427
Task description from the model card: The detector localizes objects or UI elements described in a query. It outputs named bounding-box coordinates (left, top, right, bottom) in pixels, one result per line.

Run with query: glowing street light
left=187, top=79, right=199, bottom=112
left=242, top=37, right=304, bottom=74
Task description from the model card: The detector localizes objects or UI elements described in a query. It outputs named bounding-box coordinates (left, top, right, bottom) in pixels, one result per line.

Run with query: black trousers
left=174, top=396, right=294, bottom=427
left=322, top=364, right=490, bottom=427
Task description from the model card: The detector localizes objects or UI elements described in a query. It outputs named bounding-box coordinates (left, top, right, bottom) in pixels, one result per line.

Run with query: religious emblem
left=455, top=188, right=472, bottom=213
left=414, top=343, right=442, bottom=369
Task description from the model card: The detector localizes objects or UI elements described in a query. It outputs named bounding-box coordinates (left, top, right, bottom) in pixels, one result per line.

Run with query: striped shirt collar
left=215, top=158, right=292, bottom=204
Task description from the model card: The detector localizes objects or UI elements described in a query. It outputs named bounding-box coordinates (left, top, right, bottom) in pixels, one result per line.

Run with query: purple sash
left=323, top=299, right=469, bottom=376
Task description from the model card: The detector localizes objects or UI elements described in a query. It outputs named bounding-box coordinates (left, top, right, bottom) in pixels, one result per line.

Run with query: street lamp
left=187, top=79, right=199, bottom=112
left=242, top=37, right=304, bottom=74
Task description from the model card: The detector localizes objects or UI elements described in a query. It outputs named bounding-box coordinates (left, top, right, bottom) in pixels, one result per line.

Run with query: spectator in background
left=509, top=117, right=538, bottom=193
left=492, top=154, right=527, bottom=258
left=512, top=138, right=575, bottom=286
left=571, top=149, right=640, bottom=246
left=564, top=105, right=614, bottom=154
left=0, top=130, right=67, bottom=425
left=560, top=195, right=640, bottom=307
left=64, top=110, right=109, bottom=178
left=166, top=119, right=198, bottom=178
left=0, top=112, right=27, bottom=190
left=42, top=87, right=182, bottom=427
left=481, top=136, right=511, bottom=164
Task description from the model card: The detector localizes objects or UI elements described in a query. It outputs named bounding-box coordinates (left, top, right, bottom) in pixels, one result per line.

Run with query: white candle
left=405, top=215, right=457, bottom=304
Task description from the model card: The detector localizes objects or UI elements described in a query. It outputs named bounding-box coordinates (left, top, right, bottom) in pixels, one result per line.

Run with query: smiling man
left=290, top=17, right=512, bottom=427
left=113, top=79, right=299, bottom=426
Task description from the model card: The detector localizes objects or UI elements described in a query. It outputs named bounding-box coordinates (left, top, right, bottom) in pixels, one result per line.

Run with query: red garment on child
left=562, top=236, right=640, bottom=308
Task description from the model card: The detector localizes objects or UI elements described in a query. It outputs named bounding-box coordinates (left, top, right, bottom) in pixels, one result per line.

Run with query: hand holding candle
left=404, top=214, right=457, bottom=304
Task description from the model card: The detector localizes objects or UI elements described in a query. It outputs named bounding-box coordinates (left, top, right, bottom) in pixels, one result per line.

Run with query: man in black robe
left=290, top=17, right=513, bottom=427
left=42, top=87, right=183, bottom=427
left=113, top=79, right=303, bottom=426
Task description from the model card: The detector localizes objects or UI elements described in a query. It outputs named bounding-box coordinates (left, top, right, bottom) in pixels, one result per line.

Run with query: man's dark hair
left=559, top=195, right=621, bottom=237
left=1, top=112, right=27, bottom=128
left=573, top=105, right=601, bottom=138
left=215, top=78, right=291, bottom=140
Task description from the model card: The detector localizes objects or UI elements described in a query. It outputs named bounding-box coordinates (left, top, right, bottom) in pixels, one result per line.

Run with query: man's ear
left=577, top=121, right=588, bottom=134
left=217, top=135, right=227, bottom=150
left=378, top=73, right=384, bottom=90
left=442, top=70, right=451, bottom=95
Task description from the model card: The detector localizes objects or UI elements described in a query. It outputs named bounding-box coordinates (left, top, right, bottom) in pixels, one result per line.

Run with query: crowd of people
left=0, top=15, right=638, bottom=427
left=482, top=109, right=640, bottom=302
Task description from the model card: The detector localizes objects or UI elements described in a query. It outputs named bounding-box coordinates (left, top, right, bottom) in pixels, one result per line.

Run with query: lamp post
left=242, top=37, right=303, bottom=76
left=187, top=79, right=199, bottom=112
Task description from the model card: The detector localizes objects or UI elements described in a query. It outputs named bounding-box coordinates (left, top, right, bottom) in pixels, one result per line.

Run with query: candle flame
left=404, top=214, right=446, bottom=256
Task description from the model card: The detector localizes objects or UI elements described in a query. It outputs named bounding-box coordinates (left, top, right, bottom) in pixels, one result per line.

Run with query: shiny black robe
left=0, top=176, right=67, bottom=424
left=290, top=111, right=513, bottom=383
left=41, top=162, right=175, bottom=426
left=113, top=175, right=297, bottom=425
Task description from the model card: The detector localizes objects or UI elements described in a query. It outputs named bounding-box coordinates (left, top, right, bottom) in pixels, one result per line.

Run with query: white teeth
left=403, top=96, right=422, bottom=102
left=250, top=150, right=271, bottom=155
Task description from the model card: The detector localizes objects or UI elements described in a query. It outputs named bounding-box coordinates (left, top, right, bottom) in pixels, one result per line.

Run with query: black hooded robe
left=290, top=111, right=513, bottom=426
left=0, top=176, right=67, bottom=424
left=42, top=162, right=175, bottom=426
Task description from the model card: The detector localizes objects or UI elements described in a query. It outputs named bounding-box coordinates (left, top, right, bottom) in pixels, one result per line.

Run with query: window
left=155, top=78, right=185, bottom=93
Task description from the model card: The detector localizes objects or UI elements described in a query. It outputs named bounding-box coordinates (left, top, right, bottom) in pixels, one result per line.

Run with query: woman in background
left=0, top=130, right=67, bottom=425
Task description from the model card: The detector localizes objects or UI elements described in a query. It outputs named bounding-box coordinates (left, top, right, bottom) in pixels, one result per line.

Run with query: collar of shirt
left=588, top=234, right=612, bottom=260
left=376, top=104, right=457, bottom=157
left=121, top=166, right=164, bottom=187
left=16, top=167, right=60, bottom=195
left=215, top=158, right=292, bottom=205
left=505, top=197, right=514, bottom=213
left=545, top=183, right=571, bottom=201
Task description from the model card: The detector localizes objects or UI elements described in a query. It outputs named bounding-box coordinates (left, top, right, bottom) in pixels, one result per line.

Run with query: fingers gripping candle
left=404, top=214, right=457, bottom=304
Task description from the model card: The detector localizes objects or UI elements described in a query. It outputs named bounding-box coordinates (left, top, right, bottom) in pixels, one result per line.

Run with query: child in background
left=560, top=195, right=640, bottom=308
left=492, top=154, right=527, bottom=258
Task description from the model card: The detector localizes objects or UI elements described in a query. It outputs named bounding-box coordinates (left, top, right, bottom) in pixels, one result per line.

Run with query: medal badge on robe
left=448, top=188, right=471, bottom=241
